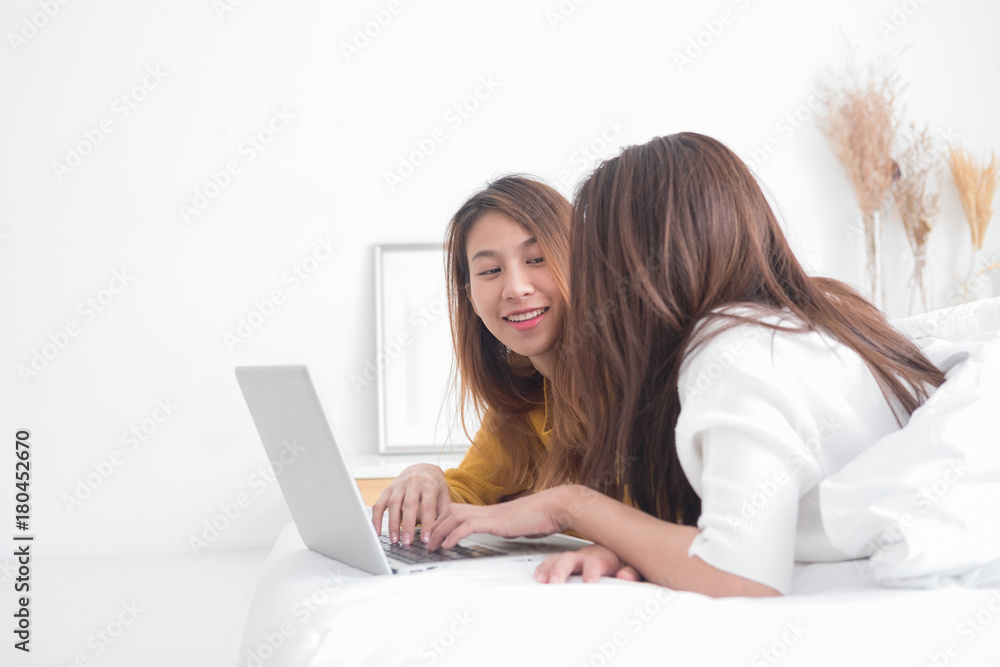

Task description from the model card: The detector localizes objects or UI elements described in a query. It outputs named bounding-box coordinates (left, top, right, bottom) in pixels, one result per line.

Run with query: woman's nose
left=502, top=267, right=533, bottom=300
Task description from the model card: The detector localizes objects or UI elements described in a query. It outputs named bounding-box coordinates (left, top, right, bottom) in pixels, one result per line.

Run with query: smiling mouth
left=504, top=307, right=548, bottom=323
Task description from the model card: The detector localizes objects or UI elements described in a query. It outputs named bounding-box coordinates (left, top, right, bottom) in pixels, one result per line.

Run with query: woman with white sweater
left=424, top=132, right=947, bottom=597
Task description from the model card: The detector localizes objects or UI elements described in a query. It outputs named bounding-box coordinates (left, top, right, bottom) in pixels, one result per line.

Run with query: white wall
left=2, top=0, right=998, bottom=557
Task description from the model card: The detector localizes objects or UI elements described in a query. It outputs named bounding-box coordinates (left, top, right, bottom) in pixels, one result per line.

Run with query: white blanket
left=821, top=297, right=1000, bottom=587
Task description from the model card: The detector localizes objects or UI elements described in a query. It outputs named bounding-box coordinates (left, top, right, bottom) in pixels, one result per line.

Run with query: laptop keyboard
left=379, top=528, right=504, bottom=565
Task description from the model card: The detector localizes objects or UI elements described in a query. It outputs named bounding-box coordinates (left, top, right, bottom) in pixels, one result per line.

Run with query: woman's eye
left=527, top=257, right=545, bottom=265
left=477, top=267, right=500, bottom=276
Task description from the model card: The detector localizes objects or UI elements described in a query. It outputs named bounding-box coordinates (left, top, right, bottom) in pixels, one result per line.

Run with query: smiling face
left=465, top=210, right=564, bottom=378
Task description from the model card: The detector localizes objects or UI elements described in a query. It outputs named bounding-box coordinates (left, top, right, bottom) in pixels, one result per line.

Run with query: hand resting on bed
left=534, top=544, right=642, bottom=583
left=425, top=484, right=780, bottom=597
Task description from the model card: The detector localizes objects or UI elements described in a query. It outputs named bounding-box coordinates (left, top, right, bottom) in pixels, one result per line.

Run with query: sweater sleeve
left=444, top=409, right=538, bottom=506
left=675, top=323, right=825, bottom=594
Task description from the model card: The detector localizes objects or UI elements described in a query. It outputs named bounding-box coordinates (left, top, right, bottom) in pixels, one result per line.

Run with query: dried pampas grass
left=946, top=146, right=999, bottom=252
left=819, top=54, right=903, bottom=309
left=947, top=145, right=1000, bottom=302
left=891, top=124, right=940, bottom=313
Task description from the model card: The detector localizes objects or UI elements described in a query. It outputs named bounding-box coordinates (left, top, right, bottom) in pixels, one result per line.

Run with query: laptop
left=235, top=365, right=590, bottom=574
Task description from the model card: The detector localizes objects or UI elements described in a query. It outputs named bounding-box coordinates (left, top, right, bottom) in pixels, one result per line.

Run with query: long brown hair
left=542, top=132, right=946, bottom=525
left=445, top=175, right=571, bottom=491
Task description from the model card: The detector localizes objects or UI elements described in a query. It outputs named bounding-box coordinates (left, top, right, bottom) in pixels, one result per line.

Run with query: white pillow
left=892, top=296, right=1000, bottom=375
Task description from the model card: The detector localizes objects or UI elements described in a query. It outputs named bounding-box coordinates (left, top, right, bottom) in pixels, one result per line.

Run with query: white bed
left=238, top=522, right=1000, bottom=666
left=238, top=298, right=1000, bottom=666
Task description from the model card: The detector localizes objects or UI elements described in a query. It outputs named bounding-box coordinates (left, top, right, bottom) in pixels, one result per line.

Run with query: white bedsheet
left=238, top=298, right=1000, bottom=666
left=238, top=522, right=1000, bottom=666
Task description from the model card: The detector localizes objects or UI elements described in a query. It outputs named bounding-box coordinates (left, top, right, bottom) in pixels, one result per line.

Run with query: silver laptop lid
left=235, top=365, right=392, bottom=575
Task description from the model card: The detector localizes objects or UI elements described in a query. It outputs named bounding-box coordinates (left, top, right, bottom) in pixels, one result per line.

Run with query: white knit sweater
left=675, top=310, right=907, bottom=594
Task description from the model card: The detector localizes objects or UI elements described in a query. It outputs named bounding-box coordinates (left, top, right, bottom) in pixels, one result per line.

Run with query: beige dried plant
left=819, top=55, right=903, bottom=307
left=946, top=146, right=999, bottom=252
left=891, top=124, right=940, bottom=312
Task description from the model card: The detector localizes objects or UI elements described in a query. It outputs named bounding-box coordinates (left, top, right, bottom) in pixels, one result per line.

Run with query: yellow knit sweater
left=444, top=381, right=552, bottom=505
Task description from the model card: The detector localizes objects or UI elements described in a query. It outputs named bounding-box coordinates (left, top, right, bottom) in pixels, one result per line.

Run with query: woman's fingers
left=423, top=508, right=455, bottom=551
left=582, top=555, right=607, bottom=583
left=371, top=464, right=449, bottom=543
left=420, top=485, right=451, bottom=542
left=434, top=515, right=480, bottom=550
left=385, top=486, right=406, bottom=543
left=534, top=546, right=631, bottom=584
left=425, top=505, right=484, bottom=551
left=371, top=488, right=391, bottom=536
left=534, top=552, right=581, bottom=583
left=549, top=553, right=583, bottom=583
left=426, top=489, right=570, bottom=551
left=399, top=490, right=420, bottom=546
left=533, top=554, right=559, bottom=583
left=418, top=487, right=442, bottom=543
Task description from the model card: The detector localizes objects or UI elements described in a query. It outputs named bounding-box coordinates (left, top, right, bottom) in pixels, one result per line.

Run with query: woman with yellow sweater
left=371, top=175, right=583, bottom=551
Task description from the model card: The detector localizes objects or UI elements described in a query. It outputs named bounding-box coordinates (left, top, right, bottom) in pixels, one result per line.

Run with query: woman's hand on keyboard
left=424, top=487, right=570, bottom=552
left=372, top=464, right=451, bottom=546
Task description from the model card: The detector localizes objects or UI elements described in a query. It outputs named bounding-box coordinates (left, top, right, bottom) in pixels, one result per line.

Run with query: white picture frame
left=374, top=244, right=478, bottom=454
